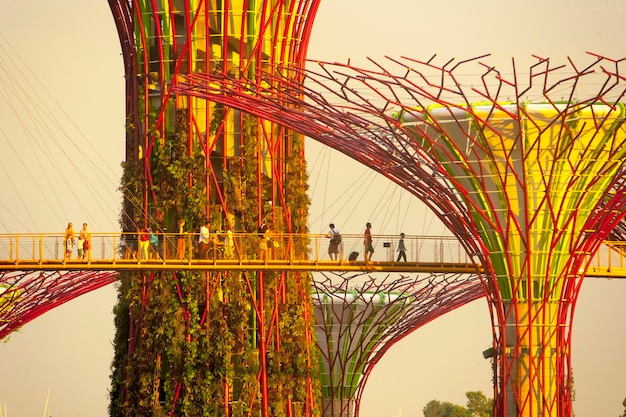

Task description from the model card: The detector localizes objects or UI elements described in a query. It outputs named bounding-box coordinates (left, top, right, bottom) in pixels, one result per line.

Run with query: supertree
left=107, top=1, right=321, bottom=416
left=311, top=271, right=484, bottom=417
left=0, top=270, right=118, bottom=340
left=174, top=54, right=626, bottom=416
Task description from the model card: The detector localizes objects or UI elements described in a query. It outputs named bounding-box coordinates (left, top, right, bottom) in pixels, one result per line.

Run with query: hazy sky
left=1, top=1, right=626, bottom=416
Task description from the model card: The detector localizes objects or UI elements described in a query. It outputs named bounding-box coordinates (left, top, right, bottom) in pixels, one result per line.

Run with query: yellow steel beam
left=2, top=259, right=625, bottom=278
left=2, top=233, right=626, bottom=277
left=0, top=259, right=481, bottom=274
left=583, top=267, right=626, bottom=278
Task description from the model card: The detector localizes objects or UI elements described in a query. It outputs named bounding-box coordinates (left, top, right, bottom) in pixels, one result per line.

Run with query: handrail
left=1, top=233, right=625, bottom=275
left=0, top=232, right=470, bottom=266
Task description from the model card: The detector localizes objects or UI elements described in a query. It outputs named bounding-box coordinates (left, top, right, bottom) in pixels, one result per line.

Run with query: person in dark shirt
left=396, top=232, right=407, bottom=262
left=364, top=222, right=374, bottom=262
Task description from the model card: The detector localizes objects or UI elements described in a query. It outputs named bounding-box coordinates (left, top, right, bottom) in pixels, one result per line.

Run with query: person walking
left=258, top=221, right=272, bottom=261
left=364, top=222, right=374, bottom=262
left=64, top=222, right=75, bottom=261
left=224, top=227, right=234, bottom=259
left=77, top=225, right=85, bottom=260
left=396, top=232, right=407, bottom=262
left=176, top=219, right=186, bottom=259
left=327, top=223, right=341, bottom=261
left=81, top=223, right=92, bottom=261
left=149, top=228, right=160, bottom=260
left=138, top=227, right=150, bottom=260
left=198, top=220, right=211, bottom=259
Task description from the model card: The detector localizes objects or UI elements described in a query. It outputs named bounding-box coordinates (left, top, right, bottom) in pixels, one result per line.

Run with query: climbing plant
left=149, top=109, right=209, bottom=229
left=111, top=93, right=319, bottom=416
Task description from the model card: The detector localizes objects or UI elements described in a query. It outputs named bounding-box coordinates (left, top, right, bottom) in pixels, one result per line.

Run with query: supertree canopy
left=174, top=54, right=626, bottom=416
left=107, top=1, right=321, bottom=416
left=0, top=270, right=118, bottom=339
left=311, top=271, right=484, bottom=417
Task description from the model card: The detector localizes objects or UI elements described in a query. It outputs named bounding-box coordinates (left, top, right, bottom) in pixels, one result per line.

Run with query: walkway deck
left=1, top=232, right=625, bottom=277
left=0, top=258, right=480, bottom=273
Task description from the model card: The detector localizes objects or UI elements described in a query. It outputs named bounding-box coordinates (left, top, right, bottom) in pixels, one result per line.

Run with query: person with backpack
left=149, top=228, right=160, bottom=260
left=327, top=223, right=341, bottom=261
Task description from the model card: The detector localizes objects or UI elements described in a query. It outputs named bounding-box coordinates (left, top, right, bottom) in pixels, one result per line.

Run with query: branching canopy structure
left=312, top=271, right=484, bottom=417
left=175, top=53, right=626, bottom=416
left=0, top=270, right=118, bottom=339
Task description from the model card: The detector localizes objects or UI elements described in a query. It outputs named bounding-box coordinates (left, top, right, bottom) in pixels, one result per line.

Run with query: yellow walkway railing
left=0, top=232, right=476, bottom=272
left=584, top=241, right=626, bottom=278
left=0, top=232, right=624, bottom=276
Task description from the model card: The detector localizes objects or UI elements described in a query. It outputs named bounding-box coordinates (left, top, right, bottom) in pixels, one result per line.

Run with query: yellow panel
left=512, top=301, right=558, bottom=417
left=191, top=4, right=207, bottom=73
left=225, top=109, right=235, bottom=157
left=471, top=105, right=523, bottom=285
left=471, top=104, right=521, bottom=217
left=229, top=49, right=241, bottom=78
left=225, top=110, right=236, bottom=157
left=228, top=0, right=244, bottom=41
left=191, top=96, right=207, bottom=140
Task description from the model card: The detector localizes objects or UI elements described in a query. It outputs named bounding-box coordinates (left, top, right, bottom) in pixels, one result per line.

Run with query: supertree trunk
left=107, top=1, right=320, bottom=416
left=174, top=54, right=626, bottom=416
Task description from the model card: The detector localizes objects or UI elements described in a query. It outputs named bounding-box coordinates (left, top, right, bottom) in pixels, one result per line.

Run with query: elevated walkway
left=0, top=232, right=624, bottom=277
left=0, top=232, right=475, bottom=273
left=0, top=258, right=479, bottom=273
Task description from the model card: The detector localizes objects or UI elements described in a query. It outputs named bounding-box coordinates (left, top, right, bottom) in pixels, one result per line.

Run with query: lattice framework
left=175, top=54, right=626, bottom=416
left=108, top=1, right=322, bottom=416
left=312, top=271, right=484, bottom=417
left=0, top=266, right=485, bottom=417
left=0, top=270, right=118, bottom=339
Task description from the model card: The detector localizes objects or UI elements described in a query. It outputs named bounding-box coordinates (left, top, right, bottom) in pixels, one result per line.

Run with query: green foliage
left=118, top=158, right=143, bottom=227
left=284, top=131, right=311, bottom=235
left=111, top=86, right=317, bottom=416
left=465, top=391, right=493, bottom=417
left=423, top=400, right=470, bottom=417
left=108, top=277, right=130, bottom=416
left=149, top=112, right=209, bottom=228
left=221, top=115, right=260, bottom=234
left=423, top=391, right=493, bottom=417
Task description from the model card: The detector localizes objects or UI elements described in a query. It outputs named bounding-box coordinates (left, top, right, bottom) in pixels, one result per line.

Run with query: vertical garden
left=107, top=2, right=320, bottom=416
